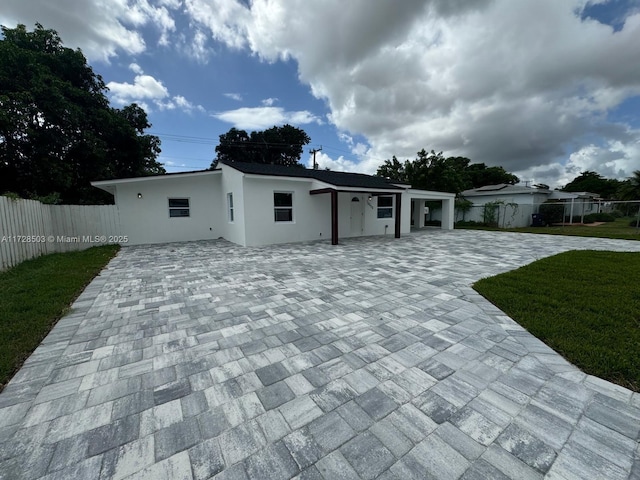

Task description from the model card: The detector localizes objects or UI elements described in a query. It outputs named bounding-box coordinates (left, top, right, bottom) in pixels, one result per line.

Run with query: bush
left=630, top=218, right=640, bottom=228
left=539, top=203, right=564, bottom=224
left=455, top=220, right=482, bottom=227
left=583, top=213, right=615, bottom=223
left=425, top=220, right=442, bottom=226
left=610, top=210, right=624, bottom=218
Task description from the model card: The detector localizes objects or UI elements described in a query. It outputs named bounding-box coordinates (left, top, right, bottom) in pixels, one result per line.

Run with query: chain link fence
left=425, top=200, right=640, bottom=230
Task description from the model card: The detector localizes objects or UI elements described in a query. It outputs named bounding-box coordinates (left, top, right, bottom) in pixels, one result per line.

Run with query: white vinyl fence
left=0, top=196, right=121, bottom=271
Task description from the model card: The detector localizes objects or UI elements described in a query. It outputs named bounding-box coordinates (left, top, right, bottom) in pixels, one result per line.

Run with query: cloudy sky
left=2, top=0, right=640, bottom=187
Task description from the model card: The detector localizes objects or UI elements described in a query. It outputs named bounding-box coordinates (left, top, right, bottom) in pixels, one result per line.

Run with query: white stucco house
left=458, top=184, right=601, bottom=227
left=91, top=161, right=455, bottom=247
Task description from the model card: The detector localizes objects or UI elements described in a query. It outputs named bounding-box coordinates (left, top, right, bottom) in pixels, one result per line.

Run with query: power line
left=149, top=130, right=390, bottom=165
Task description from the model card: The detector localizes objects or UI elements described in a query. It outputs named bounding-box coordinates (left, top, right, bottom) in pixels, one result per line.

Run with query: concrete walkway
left=1, top=230, right=640, bottom=480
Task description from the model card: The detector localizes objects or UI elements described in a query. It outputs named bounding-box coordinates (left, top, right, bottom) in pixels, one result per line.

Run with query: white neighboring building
left=458, top=184, right=601, bottom=227
left=92, top=161, right=456, bottom=247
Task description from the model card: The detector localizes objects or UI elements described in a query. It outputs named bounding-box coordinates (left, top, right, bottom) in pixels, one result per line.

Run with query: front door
left=350, top=196, right=363, bottom=236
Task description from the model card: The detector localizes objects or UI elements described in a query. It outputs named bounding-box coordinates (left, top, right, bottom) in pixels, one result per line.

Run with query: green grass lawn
left=459, top=217, right=640, bottom=240
left=0, top=245, right=120, bottom=390
left=474, top=250, right=640, bottom=392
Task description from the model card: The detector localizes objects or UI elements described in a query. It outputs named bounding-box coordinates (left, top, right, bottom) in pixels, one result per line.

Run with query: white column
left=441, top=198, right=454, bottom=230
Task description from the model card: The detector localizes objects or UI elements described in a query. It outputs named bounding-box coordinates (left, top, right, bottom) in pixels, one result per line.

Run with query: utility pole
left=310, top=146, right=322, bottom=170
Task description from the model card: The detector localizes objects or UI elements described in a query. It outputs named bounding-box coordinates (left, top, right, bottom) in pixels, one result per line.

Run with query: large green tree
left=0, top=24, right=163, bottom=204
left=376, top=150, right=518, bottom=194
left=617, top=170, right=640, bottom=200
left=210, top=124, right=310, bottom=168
left=466, top=163, right=519, bottom=188
left=562, top=171, right=621, bottom=199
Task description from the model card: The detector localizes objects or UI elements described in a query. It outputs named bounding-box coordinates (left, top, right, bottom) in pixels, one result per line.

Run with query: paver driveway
left=1, top=230, right=640, bottom=480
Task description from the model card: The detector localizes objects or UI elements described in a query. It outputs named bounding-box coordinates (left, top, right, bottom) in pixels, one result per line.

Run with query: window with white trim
left=168, top=198, right=190, bottom=217
left=227, top=193, right=234, bottom=222
left=377, top=196, right=393, bottom=218
left=274, top=192, right=293, bottom=222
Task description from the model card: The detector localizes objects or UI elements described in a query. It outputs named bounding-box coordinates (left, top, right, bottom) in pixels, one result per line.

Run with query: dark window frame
left=169, top=198, right=190, bottom=218
left=377, top=196, right=393, bottom=219
left=274, top=192, right=294, bottom=223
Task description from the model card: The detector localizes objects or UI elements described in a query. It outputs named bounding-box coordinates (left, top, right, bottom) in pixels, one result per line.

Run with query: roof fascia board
left=91, top=170, right=220, bottom=187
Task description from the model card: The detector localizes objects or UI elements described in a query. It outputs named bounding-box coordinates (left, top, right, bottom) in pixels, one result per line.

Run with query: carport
left=407, top=189, right=456, bottom=230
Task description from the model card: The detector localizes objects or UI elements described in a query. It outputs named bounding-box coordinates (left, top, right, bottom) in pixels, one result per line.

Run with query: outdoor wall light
left=137, top=193, right=143, bottom=199
left=367, top=195, right=374, bottom=209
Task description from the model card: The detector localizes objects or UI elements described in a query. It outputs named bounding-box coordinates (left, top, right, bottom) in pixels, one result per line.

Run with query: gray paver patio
left=1, top=229, right=640, bottom=479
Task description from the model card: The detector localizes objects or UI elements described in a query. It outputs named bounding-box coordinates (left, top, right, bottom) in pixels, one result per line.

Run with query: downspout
left=394, top=193, right=402, bottom=238
left=331, top=190, right=338, bottom=245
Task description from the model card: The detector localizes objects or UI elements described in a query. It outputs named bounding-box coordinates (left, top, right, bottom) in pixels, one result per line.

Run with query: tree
left=376, top=155, right=406, bottom=181
left=376, top=150, right=518, bottom=194
left=562, top=171, right=620, bottom=199
left=211, top=124, right=310, bottom=168
left=617, top=170, right=640, bottom=200
left=377, top=150, right=469, bottom=193
left=466, top=163, right=519, bottom=188
left=0, top=24, right=163, bottom=204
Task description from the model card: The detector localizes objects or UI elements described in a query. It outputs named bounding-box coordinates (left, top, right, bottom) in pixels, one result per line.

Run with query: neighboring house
left=458, top=184, right=601, bottom=227
left=548, top=190, right=602, bottom=220
left=92, top=161, right=455, bottom=247
left=459, top=184, right=551, bottom=227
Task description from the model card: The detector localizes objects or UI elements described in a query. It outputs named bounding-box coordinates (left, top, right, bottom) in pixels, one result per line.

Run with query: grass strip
left=474, top=250, right=640, bottom=392
left=459, top=217, right=640, bottom=241
left=0, top=245, right=120, bottom=389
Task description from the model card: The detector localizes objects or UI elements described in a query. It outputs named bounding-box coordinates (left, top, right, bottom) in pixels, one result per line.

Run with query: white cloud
left=107, top=66, right=204, bottom=114
left=214, top=106, right=322, bottom=130
left=108, top=74, right=169, bottom=105
left=5, top=0, right=640, bottom=184
left=261, top=97, right=278, bottom=106
left=224, top=93, right=243, bottom=101
left=181, top=29, right=210, bottom=63
left=0, top=0, right=180, bottom=62
left=129, top=62, right=144, bottom=75
left=183, top=0, right=249, bottom=49
left=305, top=151, right=360, bottom=173
left=185, top=0, right=640, bottom=182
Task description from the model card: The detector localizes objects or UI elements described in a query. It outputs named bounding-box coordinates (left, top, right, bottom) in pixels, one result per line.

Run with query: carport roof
left=222, top=161, right=405, bottom=190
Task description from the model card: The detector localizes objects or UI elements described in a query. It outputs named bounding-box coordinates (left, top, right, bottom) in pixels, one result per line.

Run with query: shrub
left=425, top=220, right=442, bottom=226
left=539, top=202, right=564, bottom=224
left=610, top=210, right=624, bottom=218
left=630, top=218, right=640, bottom=228
left=584, top=213, right=615, bottom=223
left=455, top=220, right=482, bottom=227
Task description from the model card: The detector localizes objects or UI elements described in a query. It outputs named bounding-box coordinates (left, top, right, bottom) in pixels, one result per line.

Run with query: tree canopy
left=210, top=124, right=310, bottom=169
left=376, top=150, right=519, bottom=194
left=561, top=171, right=621, bottom=199
left=0, top=24, right=163, bottom=204
left=617, top=170, right=640, bottom=201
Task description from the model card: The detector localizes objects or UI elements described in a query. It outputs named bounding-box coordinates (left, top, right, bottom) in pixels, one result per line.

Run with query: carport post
left=331, top=190, right=338, bottom=245
left=395, top=193, right=402, bottom=238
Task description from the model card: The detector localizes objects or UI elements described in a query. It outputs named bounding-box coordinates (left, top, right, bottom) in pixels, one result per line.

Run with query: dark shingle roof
left=222, top=161, right=404, bottom=190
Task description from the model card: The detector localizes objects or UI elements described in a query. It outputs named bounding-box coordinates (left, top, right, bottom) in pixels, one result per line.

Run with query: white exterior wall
left=219, top=165, right=246, bottom=246
left=462, top=193, right=548, bottom=227
left=242, top=177, right=331, bottom=246
left=95, top=169, right=456, bottom=246
left=339, top=193, right=400, bottom=238
left=114, top=173, right=222, bottom=245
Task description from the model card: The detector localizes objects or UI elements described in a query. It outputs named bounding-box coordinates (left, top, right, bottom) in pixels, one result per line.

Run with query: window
left=274, top=192, right=293, bottom=222
left=227, top=193, right=234, bottom=222
left=377, top=196, right=393, bottom=218
left=169, top=198, right=190, bottom=217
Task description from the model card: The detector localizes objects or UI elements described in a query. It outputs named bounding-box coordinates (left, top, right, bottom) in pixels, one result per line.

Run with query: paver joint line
left=1, top=230, right=640, bottom=479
